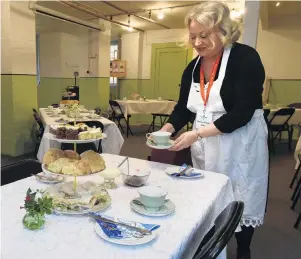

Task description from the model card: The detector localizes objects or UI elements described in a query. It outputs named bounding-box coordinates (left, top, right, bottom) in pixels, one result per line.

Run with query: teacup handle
left=146, top=133, right=152, bottom=139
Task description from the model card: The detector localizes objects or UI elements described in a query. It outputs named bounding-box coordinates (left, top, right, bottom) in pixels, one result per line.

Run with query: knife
left=89, top=214, right=152, bottom=235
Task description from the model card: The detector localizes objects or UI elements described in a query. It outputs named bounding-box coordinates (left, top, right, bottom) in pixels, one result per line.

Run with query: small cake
left=89, top=128, right=102, bottom=139
left=78, top=131, right=92, bottom=140
left=56, top=126, right=67, bottom=139
left=49, top=124, right=59, bottom=135
left=77, top=123, right=88, bottom=132
left=65, top=125, right=79, bottom=140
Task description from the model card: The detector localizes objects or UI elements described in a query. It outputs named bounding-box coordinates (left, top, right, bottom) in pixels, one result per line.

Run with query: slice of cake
left=65, top=125, right=79, bottom=140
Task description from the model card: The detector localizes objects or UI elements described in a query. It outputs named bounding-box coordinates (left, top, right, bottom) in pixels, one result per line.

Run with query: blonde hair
left=185, top=1, right=242, bottom=46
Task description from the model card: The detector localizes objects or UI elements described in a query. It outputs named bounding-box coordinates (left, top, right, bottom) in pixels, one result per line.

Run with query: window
left=110, top=43, right=118, bottom=86
left=36, top=33, right=40, bottom=86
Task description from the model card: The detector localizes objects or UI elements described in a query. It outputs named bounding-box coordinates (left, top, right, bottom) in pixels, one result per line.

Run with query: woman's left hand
left=169, top=131, right=197, bottom=151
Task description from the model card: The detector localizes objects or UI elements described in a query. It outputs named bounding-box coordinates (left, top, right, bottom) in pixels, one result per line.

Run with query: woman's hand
left=160, top=123, right=175, bottom=133
left=169, top=131, right=198, bottom=151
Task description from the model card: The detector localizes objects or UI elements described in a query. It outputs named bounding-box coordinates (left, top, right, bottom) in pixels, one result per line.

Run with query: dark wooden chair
left=32, top=109, right=45, bottom=157
left=109, top=100, right=133, bottom=138
left=1, top=159, right=42, bottom=186
left=193, top=201, right=244, bottom=259
left=269, top=108, right=295, bottom=152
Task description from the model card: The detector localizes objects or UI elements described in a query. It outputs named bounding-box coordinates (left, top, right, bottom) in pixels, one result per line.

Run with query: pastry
left=43, top=148, right=66, bottom=165
left=74, top=160, right=92, bottom=175
left=80, top=150, right=102, bottom=161
left=65, top=125, right=79, bottom=140
left=78, top=131, right=92, bottom=140
left=48, top=158, right=70, bottom=173
left=56, top=126, right=67, bottom=139
left=64, top=150, right=80, bottom=160
left=88, top=159, right=106, bottom=173
left=61, top=161, right=77, bottom=175
left=89, top=128, right=102, bottom=139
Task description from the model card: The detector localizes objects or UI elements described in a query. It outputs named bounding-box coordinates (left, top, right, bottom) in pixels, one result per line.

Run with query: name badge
left=196, top=108, right=213, bottom=129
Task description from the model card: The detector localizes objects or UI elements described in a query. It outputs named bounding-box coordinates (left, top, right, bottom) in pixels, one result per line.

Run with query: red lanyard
left=200, top=54, right=222, bottom=107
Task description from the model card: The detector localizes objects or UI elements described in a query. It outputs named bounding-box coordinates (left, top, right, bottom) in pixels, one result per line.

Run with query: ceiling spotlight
left=276, top=2, right=280, bottom=7
left=127, top=26, right=133, bottom=32
left=230, top=9, right=244, bottom=19
left=157, top=10, right=164, bottom=20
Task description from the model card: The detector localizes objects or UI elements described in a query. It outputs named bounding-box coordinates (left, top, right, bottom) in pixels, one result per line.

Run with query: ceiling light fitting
left=276, top=2, right=280, bottom=7
left=157, top=10, right=164, bottom=20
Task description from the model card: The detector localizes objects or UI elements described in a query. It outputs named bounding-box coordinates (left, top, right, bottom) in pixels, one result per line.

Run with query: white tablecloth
left=37, top=109, right=124, bottom=162
left=116, top=100, right=176, bottom=118
left=1, top=154, right=235, bottom=259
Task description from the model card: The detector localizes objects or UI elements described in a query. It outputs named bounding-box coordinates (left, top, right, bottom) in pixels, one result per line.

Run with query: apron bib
left=187, top=46, right=268, bottom=227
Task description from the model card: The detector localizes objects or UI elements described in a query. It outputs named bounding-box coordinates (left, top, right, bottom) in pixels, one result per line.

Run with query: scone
left=48, top=158, right=70, bottom=173
left=74, top=160, right=92, bottom=175
left=80, top=150, right=102, bottom=161
left=61, top=161, right=77, bottom=175
left=88, top=159, right=106, bottom=173
left=43, top=148, right=66, bottom=166
left=64, top=150, right=80, bottom=160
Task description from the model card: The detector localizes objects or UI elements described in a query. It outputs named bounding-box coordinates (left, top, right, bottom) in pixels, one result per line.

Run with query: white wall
left=256, top=21, right=301, bottom=79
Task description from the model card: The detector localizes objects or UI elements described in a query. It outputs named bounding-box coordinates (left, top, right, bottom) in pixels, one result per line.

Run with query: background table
left=1, top=154, right=235, bottom=259
left=37, top=108, right=124, bottom=162
left=116, top=99, right=176, bottom=118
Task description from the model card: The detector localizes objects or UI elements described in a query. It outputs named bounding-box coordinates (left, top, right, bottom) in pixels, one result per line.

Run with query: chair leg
left=153, top=115, right=156, bottom=132
left=288, top=127, right=294, bottom=151
left=290, top=163, right=301, bottom=189
left=97, top=140, right=102, bottom=153
left=148, top=115, right=155, bottom=133
left=291, top=177, right=301, bottom=210
left=117, top=120, right=124, bottom=133
left=294, top=211, right=301, bottom=229
left=125, top=117, right=133, bottom=137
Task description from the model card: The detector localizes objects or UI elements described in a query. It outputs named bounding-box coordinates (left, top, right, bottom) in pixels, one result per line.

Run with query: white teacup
left=48, top=106, right=53, bottom=111
left=123, top=97, right=127, bottom=101
left=158, top=97, right=162, bottom=101
left=146, top=131, right=171, bottom=146
left=138, top=186, right=168, bottom=211
left=52, top=109, right=59, bottom=116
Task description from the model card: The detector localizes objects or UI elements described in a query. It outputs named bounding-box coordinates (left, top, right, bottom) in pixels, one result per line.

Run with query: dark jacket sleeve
left=167, top=64, right=194, bottom=133
left=214, top=48, right=265, bottom=133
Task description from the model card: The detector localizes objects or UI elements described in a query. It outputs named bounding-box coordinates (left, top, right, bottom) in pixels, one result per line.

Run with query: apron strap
left=191, top=56, right=201, bottom=83
left=217, top=45, right=232, bottom=80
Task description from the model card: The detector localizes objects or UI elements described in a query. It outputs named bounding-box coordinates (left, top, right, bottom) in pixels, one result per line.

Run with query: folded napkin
left=168, top=164, right=202, bottom=177
left=91, top=212, right=160, bottom=239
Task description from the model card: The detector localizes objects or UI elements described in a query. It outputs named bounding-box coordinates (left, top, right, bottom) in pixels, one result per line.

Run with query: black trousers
left=235, top=226, right=254, bottom=258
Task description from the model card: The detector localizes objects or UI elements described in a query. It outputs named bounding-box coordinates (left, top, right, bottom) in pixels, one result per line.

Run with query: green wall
left=268, top=80, right=301, bottom=105
left=1, top=75, right=38, bottom=156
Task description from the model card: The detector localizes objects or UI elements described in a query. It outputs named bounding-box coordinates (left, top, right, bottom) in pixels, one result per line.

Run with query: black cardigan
left=167, top=42, right=265, bottom=133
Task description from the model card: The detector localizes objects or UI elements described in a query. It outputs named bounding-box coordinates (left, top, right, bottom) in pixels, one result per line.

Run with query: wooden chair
left=269, top=108, right=295, bottom=152
left=193, top=201, right=244, bottom=259
left=109, top=100, right=133, bottom=138
left=1, top=159, right=42, bottom=186
left=32, top=109, right=45, bottom=157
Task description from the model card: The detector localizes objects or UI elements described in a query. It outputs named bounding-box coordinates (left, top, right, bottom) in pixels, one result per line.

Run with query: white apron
left=187, top=46, right=269, bottom=227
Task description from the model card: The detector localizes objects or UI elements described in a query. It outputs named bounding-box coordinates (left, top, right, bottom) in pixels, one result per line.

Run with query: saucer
left=146, top=140, right=175, bottom=150
left=130, top=198, right=175, bottom=217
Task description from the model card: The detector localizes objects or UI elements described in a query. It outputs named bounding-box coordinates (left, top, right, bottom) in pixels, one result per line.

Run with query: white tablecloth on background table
left=116, top=99, right=177, bottom=118
left=1, top=154, right=235, bottom=259
left=37, top=109, right=124, bottom=162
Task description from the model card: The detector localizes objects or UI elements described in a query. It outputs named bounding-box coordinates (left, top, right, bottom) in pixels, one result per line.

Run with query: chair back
left=288, top=103, right=301, bottom=109
left=1, top=159, right=42, bottom=186
left=109, top=100, right=124, bottom=117
left=263, top=109, right=270, bottom=119
left=193, top=201, right=244, bottom=259
left=33, top=111, right=45, bottom=137
left=269, top=107, right=295, bottom=125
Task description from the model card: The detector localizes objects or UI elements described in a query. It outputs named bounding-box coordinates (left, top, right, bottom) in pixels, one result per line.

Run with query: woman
left=161, top=2, right=268, bottom=259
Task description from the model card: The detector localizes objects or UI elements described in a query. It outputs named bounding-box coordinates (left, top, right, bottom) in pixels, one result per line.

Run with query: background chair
left=269, top=108, right=295, bottom=152
left=290, top=156, right=301, bottom=229
left=193, top=201, right=244, bottom=259
left=61, top=121, right=104, bottom=154
left=32, top=109, right=45, bottom=157
left=1, top=159, right=42, bottom=186
left=109, top=100, right=133, bottom=137
left=287, top=103, right=301, bottom=109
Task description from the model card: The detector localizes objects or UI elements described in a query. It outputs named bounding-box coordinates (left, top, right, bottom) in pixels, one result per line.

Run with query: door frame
left=150, top=42, right=193, bottom=98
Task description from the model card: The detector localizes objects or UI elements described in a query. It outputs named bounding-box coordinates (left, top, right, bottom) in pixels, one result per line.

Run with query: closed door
left=154, top=47, right=190, bottom=101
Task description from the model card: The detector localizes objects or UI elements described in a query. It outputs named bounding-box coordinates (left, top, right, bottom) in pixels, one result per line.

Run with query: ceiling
left=35, top=0, right=245, bottom=36
left=35, top=1, right=301, bottom=36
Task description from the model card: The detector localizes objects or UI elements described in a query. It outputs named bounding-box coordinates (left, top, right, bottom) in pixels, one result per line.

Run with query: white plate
left=44, top=133, right=107, bottom=143
left=34, top=173, right=65, bottom=184
left=130, top=198, right=175, bottom=217
left=146, top=140, right=175, bottom=150
left=165, top=167, right=204, bottom=179
left=94, top=222, right=157, bottom=246
left=42, top=164, right=103, bottom=176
